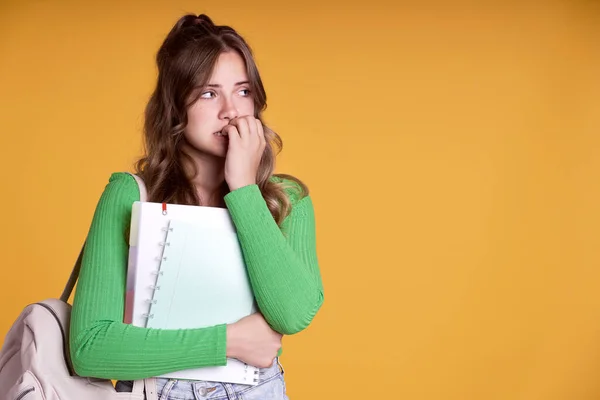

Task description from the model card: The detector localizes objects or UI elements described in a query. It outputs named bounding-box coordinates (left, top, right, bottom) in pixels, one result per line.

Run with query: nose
left=218, top=97, right=238, bottom=120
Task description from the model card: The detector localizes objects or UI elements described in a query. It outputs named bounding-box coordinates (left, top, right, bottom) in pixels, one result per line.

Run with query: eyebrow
left=205, top=81, right=250, bottom=88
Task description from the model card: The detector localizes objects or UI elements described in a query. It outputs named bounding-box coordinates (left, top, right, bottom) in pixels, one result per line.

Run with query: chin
left=182, top=140, right=227, bottom=160
left=214, top=149, right=228, bottom=159
left=205, top=145, right=229, bottom=160
left=199, top=147, right=227, bottom=159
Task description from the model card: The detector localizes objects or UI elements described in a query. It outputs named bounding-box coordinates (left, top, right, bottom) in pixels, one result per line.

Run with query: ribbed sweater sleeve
left=223, top=182, right=324, bottom=335
left=69, top=173, right=324, bottom=380
left=69, top=173, right=227, bottom=380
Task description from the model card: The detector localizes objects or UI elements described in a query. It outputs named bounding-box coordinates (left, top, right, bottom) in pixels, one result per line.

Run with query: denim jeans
left=116, top=358, right=289, bottom=400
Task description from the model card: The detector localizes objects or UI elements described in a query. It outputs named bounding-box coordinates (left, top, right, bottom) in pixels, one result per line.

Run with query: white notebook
left=125, top=201, right=259, bottom=385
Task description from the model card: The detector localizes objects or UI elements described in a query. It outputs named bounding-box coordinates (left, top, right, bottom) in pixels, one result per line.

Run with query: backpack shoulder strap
left=60, top=172, right=147, bottom=302
left=128, top=173, right=148, bottom=204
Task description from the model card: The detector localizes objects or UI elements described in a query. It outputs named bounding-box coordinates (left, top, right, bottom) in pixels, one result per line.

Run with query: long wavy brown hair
left=134, top=14, right=307, bottom=225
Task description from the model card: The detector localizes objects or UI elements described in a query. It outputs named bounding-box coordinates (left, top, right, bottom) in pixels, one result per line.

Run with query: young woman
left=69, top=13, right=324, bottom=399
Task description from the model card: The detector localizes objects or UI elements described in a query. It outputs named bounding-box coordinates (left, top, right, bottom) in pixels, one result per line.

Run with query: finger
left=255, top=118, right=265, bottom=147
left=222, top=124, right=239, bottom=138
left=243, top=116, right=262, bottom=144
left=231, top=117, right=252, bottom=143
left=244, top=116, right=260, bottom=147
left=222, top=125, right=240, bottom=145
left=240, top=117, right=253, bottom=144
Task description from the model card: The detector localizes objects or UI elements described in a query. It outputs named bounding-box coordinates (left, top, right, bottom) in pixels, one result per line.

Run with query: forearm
left=69, top=173, right=228, bottom=380
left=70, top=242, right=229, bottom=380
left=224, top=185, right=324, bottom=334
left=70, top=316, right=227, bottom=380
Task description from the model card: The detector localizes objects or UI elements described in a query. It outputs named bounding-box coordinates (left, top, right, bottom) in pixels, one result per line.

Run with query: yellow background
left=1, top=0, right=599, bottom=399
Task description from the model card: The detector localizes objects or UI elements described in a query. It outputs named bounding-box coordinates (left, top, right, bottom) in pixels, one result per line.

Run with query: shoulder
left=269, top=174, right=310, bottom=206
left=106, top=172, right=139, bottom=192
left=86, top=173, right=141, bottom=239
left=269, top=174, right=314, bottom=222
left=99, top=172, right=141, bottom=205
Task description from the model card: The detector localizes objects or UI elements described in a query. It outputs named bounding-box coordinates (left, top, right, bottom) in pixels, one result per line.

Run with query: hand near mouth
left=223, top=116, right=266, bottom=191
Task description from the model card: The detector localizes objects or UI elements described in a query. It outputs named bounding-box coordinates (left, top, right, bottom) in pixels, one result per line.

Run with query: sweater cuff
left=224, top=184, right=270, bottom=220
left=212, top=324, right=228, bottom=366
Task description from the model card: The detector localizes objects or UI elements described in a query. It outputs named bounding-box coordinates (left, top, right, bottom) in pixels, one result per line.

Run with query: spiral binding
left=140, top=218, right=261, bottom=384
left=142, top=228, right=172, bottom=321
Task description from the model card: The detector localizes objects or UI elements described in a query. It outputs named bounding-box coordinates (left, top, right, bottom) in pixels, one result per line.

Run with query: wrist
left=226, top=323, right=240, bottom=358
left=227, top=180, right=256, bottom=192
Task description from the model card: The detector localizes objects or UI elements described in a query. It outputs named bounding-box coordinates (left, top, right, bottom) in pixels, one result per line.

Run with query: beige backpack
left=0, top=173, right=157, bottom=400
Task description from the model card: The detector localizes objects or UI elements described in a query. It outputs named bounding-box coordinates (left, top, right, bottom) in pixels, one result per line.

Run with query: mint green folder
left=146, top=218, right=259, bottom=383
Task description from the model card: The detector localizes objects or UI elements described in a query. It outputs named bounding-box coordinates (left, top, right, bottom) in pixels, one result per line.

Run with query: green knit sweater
left=69, top=172, right=324, bottom=380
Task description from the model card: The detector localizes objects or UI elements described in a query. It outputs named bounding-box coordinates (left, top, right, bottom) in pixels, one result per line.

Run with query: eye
left=200, top=91, right=216, bottom=99
left=239, top=88, right=251, bottom=97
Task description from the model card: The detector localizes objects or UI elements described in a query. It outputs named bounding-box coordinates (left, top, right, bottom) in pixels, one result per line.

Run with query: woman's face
left=183, top=50, right=255, bottom=159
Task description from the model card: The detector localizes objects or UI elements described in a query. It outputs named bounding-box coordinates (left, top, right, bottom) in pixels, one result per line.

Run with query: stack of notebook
left=124, top=200, right=259, bottom=385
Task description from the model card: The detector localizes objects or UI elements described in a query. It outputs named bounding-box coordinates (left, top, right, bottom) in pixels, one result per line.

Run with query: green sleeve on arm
left=69, top=173, right=227, bottom=380
left=223, top=182, right=324, bottom=335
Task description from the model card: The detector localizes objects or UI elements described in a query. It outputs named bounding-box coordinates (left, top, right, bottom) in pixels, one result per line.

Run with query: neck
left=181, top=144, right=228, bottom=207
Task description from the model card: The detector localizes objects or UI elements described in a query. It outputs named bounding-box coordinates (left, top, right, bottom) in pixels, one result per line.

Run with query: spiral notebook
left=125, top=201, right=259, bottom=385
